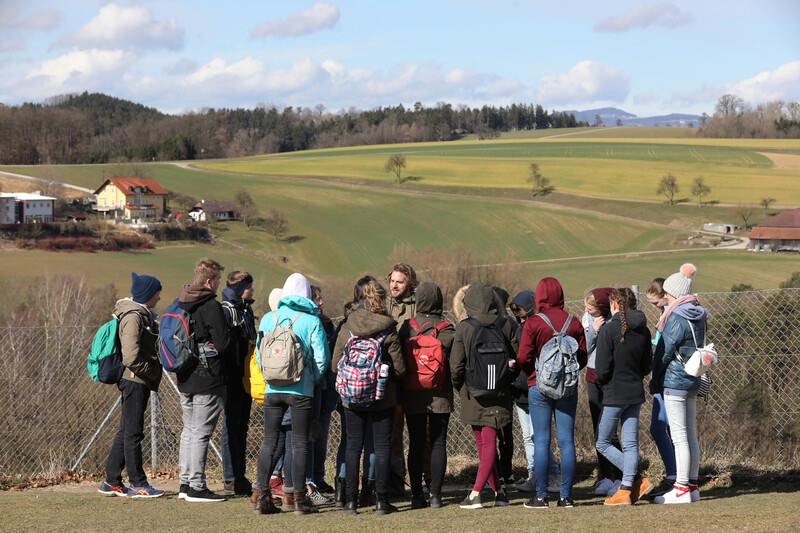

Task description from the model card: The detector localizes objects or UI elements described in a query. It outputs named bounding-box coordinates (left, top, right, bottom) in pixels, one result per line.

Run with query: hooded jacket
left=176, top=284, right=233, bottom=394
left=517, top=278, right=587, bottom=388
left=332, top=306, right=405, bottom=412
left=388, top=290, right=416, bottom=326
left=115, top=298, right=162, bottom=390
left=222, top=286, right=256, bottom=386
left=398, top=281, right=455, bottom=415
left=594, top=310, right=652, bottom=406
left=257, top=294, right=330, bottom=398
left=450, top=283, right=518, bottom=429
left=651, top=302, right=708, bottom=393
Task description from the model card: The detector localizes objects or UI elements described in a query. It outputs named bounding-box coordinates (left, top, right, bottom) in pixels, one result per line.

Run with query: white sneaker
left=517, top=472, right=537, bottom=492
left=547, top=473, right=562, bottom=493
left=594, top=478, right=614, bottom=496
left=653, top=483, right=691, bottom=504
left=606, top=480, right=621, bottom=497
left=689, top=485, right=700, bottom=502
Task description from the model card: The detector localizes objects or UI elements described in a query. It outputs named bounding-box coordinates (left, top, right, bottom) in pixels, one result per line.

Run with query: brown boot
left=293, top=490, right=319, bottom=515
left=249, top=490, right=258, bottom=509
left=631, top=477, right=653, bottom=503
left=604, top=488, right=632, bottom=506
left=253, top=489, right=280, bottom=515
left=281, top=490, right=295, bottom=511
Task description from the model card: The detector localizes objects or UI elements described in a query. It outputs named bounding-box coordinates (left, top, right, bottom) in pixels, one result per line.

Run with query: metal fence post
left=151, top=390, right=158, bottom=471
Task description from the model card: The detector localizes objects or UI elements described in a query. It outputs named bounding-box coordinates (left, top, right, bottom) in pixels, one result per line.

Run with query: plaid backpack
left=336, top=327, right=392, bottom=407
left=403, top=318, right=450, bottom=391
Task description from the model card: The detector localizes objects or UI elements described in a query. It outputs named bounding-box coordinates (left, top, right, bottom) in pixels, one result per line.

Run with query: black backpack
left=464, top=316, right=514, bottom=398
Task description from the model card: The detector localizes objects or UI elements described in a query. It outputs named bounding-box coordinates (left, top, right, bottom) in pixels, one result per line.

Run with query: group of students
left=97, top=258, right=710, bottom=512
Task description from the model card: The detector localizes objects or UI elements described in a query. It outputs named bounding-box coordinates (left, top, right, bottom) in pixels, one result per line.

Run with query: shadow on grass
left=281, top=235, right=306, bottom=244
left=399, top=175, right=423, bottom=184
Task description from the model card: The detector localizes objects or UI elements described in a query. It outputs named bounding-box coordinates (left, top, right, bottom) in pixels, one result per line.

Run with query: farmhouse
left=188, top=200, right=238, bottom=222
left=749, top=208, right=800, bottom=252
left=0, top=192, right=56, bottom=223
left=93, top=177, right=167, bottom=220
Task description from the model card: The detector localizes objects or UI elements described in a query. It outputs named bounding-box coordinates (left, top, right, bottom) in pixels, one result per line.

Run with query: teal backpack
left=88, top=310, right=140, bottom=383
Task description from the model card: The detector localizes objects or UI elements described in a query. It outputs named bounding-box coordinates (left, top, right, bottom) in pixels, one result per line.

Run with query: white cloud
left=535, top=60, right=630, bottom=105
left=724, top=61, right=800, bottom=104
left=168, top=58, right=198, bottom=76
left=633, top=90, right=659, bottom=105
left=594, top=3, right=692, bottom=32
left=28, top=49, right=130, bottom=85
left=55, top=4, right=184, bottom=51
left=251, top=2, right=339, bottom=39
left=0, top=39, right=25, bottom=53
left=9, top=7, right=62, bottom=31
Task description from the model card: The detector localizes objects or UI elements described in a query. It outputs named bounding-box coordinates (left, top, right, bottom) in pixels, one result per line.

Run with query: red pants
left=471, top=425, right=501, bottom=493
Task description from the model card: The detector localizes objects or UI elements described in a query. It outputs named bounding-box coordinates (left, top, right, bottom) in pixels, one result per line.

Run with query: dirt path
left=759, top=152, right=800, bottom=170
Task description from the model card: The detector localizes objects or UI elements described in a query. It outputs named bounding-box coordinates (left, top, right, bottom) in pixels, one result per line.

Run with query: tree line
left=699, top=95, right=800, bottom=139
left=0, top=92, right=588, bottom=165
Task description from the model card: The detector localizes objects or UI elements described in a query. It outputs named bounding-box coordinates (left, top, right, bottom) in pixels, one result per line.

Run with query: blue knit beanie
left=131, top=272, right=162, bottom=304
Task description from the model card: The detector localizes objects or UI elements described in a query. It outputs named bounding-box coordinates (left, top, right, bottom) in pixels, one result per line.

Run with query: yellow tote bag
left=242, top=340, right=265, bottom=404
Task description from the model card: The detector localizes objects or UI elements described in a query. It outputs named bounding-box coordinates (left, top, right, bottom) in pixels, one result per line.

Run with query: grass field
left=1, top=479, right=798, bottom=533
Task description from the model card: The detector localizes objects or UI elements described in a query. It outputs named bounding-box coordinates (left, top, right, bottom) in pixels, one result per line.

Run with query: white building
left=0, top=192, right=57, bottom=223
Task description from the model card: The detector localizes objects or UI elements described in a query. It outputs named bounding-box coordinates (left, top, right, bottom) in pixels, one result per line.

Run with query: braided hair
left=609, top=288, right=638, bottom=343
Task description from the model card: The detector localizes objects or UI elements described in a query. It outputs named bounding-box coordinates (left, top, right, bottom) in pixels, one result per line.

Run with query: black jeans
left=105, top=378, right=150, bottom=487
left=495, top=421, right=514, bottom=481
left=256, top=393, right=312, bottom=491
left=586, top=381, right=623, bottom=480
left=344, top=406, right=394, bottom=497
left=221, top=381, right=252, bottom=483
left=406, top=412, right=450, bottom=496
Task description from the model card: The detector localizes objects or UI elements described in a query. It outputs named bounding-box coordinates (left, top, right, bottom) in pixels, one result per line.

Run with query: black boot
left=335, top=477, right=346, bottom=508
left=360, top=476, right=375, bottom=507
left=375, top=493, right=398, bottom=515
left=343, top=492, right=358, bottom=515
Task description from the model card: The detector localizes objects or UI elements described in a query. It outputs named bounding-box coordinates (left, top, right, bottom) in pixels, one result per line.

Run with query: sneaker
left=516, top=472, right=537, bottom=492
left=503, top=475, right=517, bottom=490
left=178, top=483, right=189, bottom=500
left=604, top=488, right=631, bottom=506
left=557, top=497, right=574, bottom=508
left=607, top=479, right=622, bottom=496
left=494, top=490, right=510, bottom=507
left=523, top=496, right=549, bottom=509
left=128, top=484, right=165, bottom=499
left=547, top=473, right=562, bottom=493
left=653, top=483, right=691, bottom=504
left=594, top=478, right=614, bottom=496
left=689, top=484, right=700, bottom=502
left=459, top=492, right=483, bottom=509
left=630, top=477, right=653, bottom=503
left=98, top=479, right=128, bottom=497
left=648, top=478, right=675, bottom=498
left=185, top=487, right=226, bottom=503
left=308, top=487, right=330, bottom=505
left=222, top=481, right=235, bottom=494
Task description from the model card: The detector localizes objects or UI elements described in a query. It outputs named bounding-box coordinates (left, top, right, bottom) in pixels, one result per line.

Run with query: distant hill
left=51, top=91, right=165, bottom=136
left=565, top=107, right=700, bottom=128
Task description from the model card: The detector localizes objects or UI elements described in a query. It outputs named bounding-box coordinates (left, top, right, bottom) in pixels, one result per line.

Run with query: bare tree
left=691, top=176, right=711, bottom=207
left=234, top=189, right=259, bottom=228
left=527, top=163, right=553, bottom=197
left=733, top=204, right=754, bottom=229
left=616, top=118, right=623, bottom=127
left=168, top=190, right=197, bottom=215
left=262, top=209, right=288, bottom=240
left=760, top=197, right=776, bottom=217
left=384, top=154, right=407, bottom=185
left=657, top=173, right=679, bottom=205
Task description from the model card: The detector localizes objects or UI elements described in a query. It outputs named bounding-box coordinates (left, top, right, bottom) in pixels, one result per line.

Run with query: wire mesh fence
left=1, top=288, right=798, bottom=480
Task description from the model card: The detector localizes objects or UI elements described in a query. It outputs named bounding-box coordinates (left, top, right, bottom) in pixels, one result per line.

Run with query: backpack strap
left=433, top=320, right=451, bottom=337
left=409, top=317, right=421, bottom=335
left=537, top=313, right=557, bottom=334
left=559, top=315, right=572, bottom=335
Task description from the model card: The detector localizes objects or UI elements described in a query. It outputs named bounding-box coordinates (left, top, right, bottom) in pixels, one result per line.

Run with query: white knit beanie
left=663, top=263, right=697, bottom=298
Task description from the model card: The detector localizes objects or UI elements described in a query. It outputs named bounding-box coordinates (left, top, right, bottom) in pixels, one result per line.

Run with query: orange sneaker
left=631, top=477, right=653, bottom=503
left=604, top=488, right=632, bottom=506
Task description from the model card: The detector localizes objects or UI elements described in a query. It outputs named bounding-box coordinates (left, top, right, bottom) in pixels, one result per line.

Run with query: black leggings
left=406, top=412, right=450, bottom=496
left=344, top=406, right=394, bottom=497
left=586, top=381, right=623, bottom=480
left=256, top=393, right=312, bottom=491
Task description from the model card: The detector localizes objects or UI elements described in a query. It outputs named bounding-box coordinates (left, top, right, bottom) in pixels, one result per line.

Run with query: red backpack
left=403, top=318, right=450, bottom=391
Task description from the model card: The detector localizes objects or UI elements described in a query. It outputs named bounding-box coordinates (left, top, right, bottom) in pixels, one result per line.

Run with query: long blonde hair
left=361, top=280, right=388, bottom=316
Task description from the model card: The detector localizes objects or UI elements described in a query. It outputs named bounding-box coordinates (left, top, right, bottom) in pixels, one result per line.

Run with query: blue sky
left=1, top=0, right=798, bottom=117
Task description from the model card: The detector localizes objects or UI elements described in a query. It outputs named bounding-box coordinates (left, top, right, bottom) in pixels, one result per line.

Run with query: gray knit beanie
left=663, top=263, right=697, bottom=298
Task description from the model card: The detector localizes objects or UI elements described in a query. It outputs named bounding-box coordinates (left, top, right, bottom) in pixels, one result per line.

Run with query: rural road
left=0, top=169, right=94, bottom=194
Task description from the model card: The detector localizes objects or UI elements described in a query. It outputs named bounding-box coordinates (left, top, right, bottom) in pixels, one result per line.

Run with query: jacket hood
left=452, top=285, right=469, bottom=322
left=510, top=290, right=536, bottom=317
left=621, top=309, right=647, bottom=330
left=345, top=308, right=396, bottom=337
left=535, top=277, right=565, bottom=312
left=282, top=273, right=311, bottom=299
left=276, top=294, right=318, bottom=315
left=464, top=282, right=497, bottom=317
left=114, top=297, right=152, bottom=317
left=591, top=288, right=614, bottom=317
left=179, top=284, right=216, bottom=310
left=221, top=287, right=240, bottom=303
left=415, top=281, right=443, bottom=316
left=673, top=302, right=708, bottom=322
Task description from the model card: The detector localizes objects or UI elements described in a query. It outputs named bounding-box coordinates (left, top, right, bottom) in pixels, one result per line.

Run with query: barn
left=749, top=208, right=800, bottom=252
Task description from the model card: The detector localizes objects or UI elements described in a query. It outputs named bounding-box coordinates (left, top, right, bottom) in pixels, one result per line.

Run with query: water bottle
left=376, top=363, right=389, bottom=400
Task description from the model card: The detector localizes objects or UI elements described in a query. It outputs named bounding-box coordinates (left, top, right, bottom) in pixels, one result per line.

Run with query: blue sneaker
left=98, top=479, right=129, bottom=497
left=128, top=484, right=165, bottom=499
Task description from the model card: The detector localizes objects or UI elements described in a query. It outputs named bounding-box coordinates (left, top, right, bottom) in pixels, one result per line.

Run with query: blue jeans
left=596, top=404, right=641, bottom=486
left=516, top=403, right=560, bottom=476
left=529, top=386, right=577, bottom=499
left=650, top=393, right=676, bottom=478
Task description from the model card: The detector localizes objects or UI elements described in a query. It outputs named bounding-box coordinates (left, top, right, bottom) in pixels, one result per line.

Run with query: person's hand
left=593, top=316, right=605, bottom=331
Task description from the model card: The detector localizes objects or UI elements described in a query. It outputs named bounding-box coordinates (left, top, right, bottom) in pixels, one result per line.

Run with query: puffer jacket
left=450, top=283, right=518, bottom=429
left=257, top=294, right=330, bottom=398
left=115, top=298, right=161, bottom=390
left=398, top=281, right=455, bottom=415
left=332, top=305, right=405, bottom=412
left=652, top=311, right=707, bottom=392
left=594, top=310, right=652, bottom=406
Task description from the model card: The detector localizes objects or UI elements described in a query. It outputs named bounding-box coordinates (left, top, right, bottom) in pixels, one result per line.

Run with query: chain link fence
left=1, top=288, right=798, bottom=481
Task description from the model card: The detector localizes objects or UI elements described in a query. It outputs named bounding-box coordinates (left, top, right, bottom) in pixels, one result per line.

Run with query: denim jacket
left=652, top=313, right=705, bottom=392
